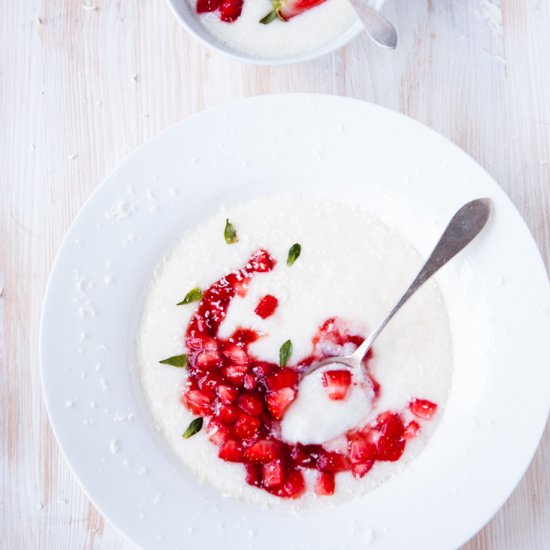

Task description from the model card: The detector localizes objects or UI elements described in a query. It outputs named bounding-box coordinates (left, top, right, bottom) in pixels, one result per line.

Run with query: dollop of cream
left=281, top=364, right=374, bottom=444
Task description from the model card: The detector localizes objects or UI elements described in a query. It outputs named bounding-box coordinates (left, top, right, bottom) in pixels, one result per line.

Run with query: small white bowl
left=167, top=0, right=384, bottom=65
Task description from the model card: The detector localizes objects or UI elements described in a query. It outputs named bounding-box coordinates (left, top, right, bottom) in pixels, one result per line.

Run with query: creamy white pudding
left=138, top=194, right=453, bottom=506
left=187, top=0, right=358, bottom=59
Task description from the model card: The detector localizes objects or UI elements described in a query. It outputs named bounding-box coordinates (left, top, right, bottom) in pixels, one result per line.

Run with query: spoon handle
left=352, top=198, right=492, bottom=360
left=347, top=0, right=398, bottom=49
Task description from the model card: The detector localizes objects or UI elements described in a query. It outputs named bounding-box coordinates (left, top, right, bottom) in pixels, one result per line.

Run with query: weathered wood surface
left=1, top=0, right=548, bottom=548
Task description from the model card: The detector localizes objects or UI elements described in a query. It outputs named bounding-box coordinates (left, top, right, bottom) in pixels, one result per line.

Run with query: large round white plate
left=41, top=94, right=550, bottom=550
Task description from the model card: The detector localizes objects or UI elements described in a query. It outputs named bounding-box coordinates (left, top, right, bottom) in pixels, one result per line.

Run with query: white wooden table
left=2, top=1, right=549, bottom=548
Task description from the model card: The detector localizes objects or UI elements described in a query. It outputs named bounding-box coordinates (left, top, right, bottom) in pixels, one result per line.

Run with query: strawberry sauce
left=181, top=249, right=438, bottom=498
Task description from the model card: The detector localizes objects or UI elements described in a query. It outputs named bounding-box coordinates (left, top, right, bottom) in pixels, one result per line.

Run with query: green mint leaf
left=159, top=354, right=188, bottom=368
left=177, top=287, right=203, bottom=306
left=279, top=339, right=293, bottom=367
left=287, top=243, right=301, bottom=266
left=182, top=417, right=203, bottom=439
left=224, top=219, right=238, bottom=244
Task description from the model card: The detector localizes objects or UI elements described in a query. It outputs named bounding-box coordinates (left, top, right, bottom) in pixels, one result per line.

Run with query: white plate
left=41, top=94, right=550, bottom=550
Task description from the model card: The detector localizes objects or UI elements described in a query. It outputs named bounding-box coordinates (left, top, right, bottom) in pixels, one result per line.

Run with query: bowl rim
left=166, top=0, right=367, bottom=65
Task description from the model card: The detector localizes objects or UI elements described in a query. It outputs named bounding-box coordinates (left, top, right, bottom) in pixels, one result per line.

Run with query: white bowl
left=167, top=0, right=385, bottom=65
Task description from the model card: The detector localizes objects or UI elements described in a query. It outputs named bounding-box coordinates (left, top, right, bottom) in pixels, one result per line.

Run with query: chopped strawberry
left=266, top=387, right=297, bottom=420
left=234, top=413, right=261, bottom=439
left=207, top=419, right=230, bottom=446
left=223, top=362, right=249, bottom=386
left=262, top=460, right=285, bottom=488
left=290, top=443, right=321, bottom=468
left=316, top=451, right=350, bottom=473
left=270, top=470, right=305, bottom=499
left=315, top=471, right=335, bottom=496
left=195, top=349, right=222, bottom=371
left=196, top=371, right=223, bottom=392
left=347, top=433, right=377, bottom=463
left=237, top=393, right=264, bottom=416
left=254, top=294, right=279, bottom=319
left=182, top=389, right=215, bottom=416
left=229, top=328, right=260, bottom=346
left=243, top=373, right=257, bottom=390
left=376, top=414, right=406, bottom=462
left=252, top=361, right=274, bottom=379
left=410, top=398, right=438, bottom=420
left=215, top=404, right=240, bottom=424
left=352, top=461, right=374, bottom=479
left=404, top=420, right=420, bottom=440
left=219, top=0, right=243, bottom=22
left=243, top=439, right=282, bottom=463
left=216, top=384, right=239, bottom=405
left=248, top=249, right=276, bottom=272
left=260, top=0, right=327, bottom=24
left=222, top=343, right=249, bottom=365
left=245, top=463, right=262, bottom=486
left=322, top=370, right=352, bottom=400
left=265, top=368, right=299, bottom=391
left=218, top=439, right=243, bottom=462
left=196, top=0, right=221, bottom=13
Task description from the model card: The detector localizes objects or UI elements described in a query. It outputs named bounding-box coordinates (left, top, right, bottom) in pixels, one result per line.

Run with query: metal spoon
left=348, top=0, right=398, bottom=49
left=299, top=198, right=492, bottom=379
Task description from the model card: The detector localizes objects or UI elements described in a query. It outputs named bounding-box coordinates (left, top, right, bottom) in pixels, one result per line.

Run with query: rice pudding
left=187, top=0, right=358, bottom=59
left=138, top=195, right=453, bottom=506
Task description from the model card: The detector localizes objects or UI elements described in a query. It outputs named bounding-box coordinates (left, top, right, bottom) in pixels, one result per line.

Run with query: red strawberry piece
left=182, top=389, right=215, bottom=415
left=254, top=294, right=279, bottom=319
left=222, top=343, right=249, bottom=365
left=315, top=471, right=335, bottom=496
left=248, top=249, right=276, bottom=272
left=234, top=413, right=261, bottom=439
left=347, top=433, right=377, bottom=463
left=237, top=393, right=264, bottom=416
left=229, top=328, right=260, bottom=346
left=261, top=0, right=327, bottom=23
left=245, top=463, right=262, bottom=486
left=196, top=0, right=221, bottom=13
left=207, top=419, right=231, bottom=446
left=262, top=460, right=285, bottom=488
left=243, top=373, right=257, bottom=391
left=219, top=0, right=244, bottom=22
left=195, top=349, right=222, bottom=371
left=217, top=384, right=239, bottom=405
left=266, top=387, right=297, bottom=420
left=252, top=361, right=274, bottom=379
left=271, top=470, right=305, bottom=499
left=352, top=461, right=374, bottom=479
left=243, top=439, right=283, bottom=463
left=290, top=444, right=321, bottom=468
left=410, top=398, right=438, bottom=420
left=223, top=362, right=249, bottom=386
left=404, top=420, right=420, bottom=440
left=215, top=404, right=240, bottom=424
left=316, top=451, right=350, bottom=473
left=265, top=368, right=299, bottom=391
left=322, top=370, right=352, bottom=400
left=376, top=414, right=406, bottom=462
left=218, top=439, right=243, bottom=462
left=197, top=371, right=223, bottom=392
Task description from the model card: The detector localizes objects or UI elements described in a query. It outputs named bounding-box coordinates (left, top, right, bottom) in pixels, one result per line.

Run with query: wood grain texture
left=1, top=0, right=548, bottom=548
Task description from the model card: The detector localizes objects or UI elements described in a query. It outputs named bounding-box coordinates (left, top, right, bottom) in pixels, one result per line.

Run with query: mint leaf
left=279, top=339, right=293, bottom=367
left=159, top=354, right=188, bottom=367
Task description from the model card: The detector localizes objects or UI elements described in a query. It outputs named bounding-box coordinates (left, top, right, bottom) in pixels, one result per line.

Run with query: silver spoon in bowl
left=299, top=198, right=492, bottom=379
left=348, top=0, right=398, bottom=49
